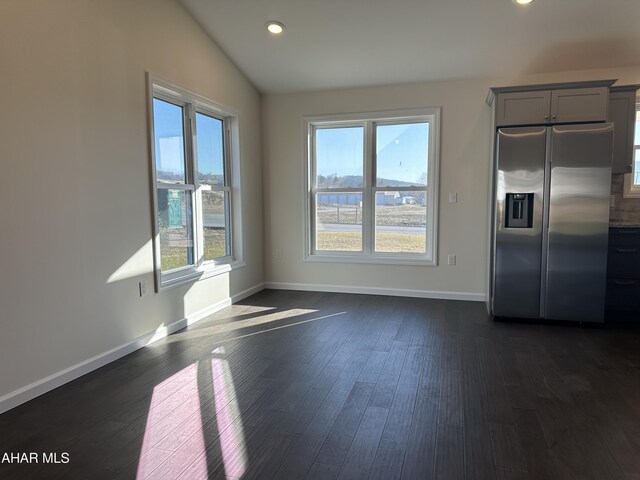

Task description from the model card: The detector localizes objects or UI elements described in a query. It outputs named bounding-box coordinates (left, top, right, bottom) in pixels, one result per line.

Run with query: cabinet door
left=606, top=278, right=640, bottom=314
left=609, top=227, right=640, bottom=247
left=550, top=87, right=608, bottom=124
left=607, top=245, right=640, bottom=278
left=495, top=91, right=551, bottom=127
left=609, top=90, right=637, bottom=174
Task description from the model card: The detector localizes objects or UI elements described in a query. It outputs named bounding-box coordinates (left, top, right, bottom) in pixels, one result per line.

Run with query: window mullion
left=223, top=119, right=232, bottom=188
left=184, top=103, right=195, bottom=185
left=185, top=103, right=203, bottom=267
left=363, top=121, right=374, bottom=254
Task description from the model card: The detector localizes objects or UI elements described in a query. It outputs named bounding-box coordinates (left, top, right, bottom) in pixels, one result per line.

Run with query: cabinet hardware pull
left=613, top=280, right=636, bottom=286
left=616, top=248, right=637, bottom=253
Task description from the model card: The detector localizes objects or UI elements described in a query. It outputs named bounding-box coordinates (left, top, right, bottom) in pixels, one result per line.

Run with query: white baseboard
left=231, top=282, right=265, bottom=303
left=0, top=283, right=265, bottom=415
left=264, top=281, right=485, bottom=302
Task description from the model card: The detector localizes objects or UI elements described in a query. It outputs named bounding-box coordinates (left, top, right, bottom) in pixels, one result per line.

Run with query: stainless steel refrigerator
left=490, top=123, right=614, bottom=322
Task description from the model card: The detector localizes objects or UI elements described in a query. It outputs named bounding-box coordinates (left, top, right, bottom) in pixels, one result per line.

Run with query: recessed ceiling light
left=266, top=21, right=285, bottom=34
left=513, top=0, right=534, bottom=4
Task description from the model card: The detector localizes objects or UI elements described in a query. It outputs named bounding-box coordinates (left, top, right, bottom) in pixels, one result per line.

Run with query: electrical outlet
left=274, top=248, right=282, bottom=260
left=139, top=280, right=147, bottom=297
left=447, top=254, right=456, bottom=266
left=449, top=192, right=458, bottom=203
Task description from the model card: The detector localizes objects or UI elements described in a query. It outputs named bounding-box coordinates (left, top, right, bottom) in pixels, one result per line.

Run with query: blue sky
left=315, top=123, right=429, bottom=185
left=377, top=123, right=429, bottom=184
left=153, top=98, right=224, bottom=179
left=154, top=98, right=185, bottom=179
left=195, top=112, right=224, bottom=178
left=316, top=127, right=364, bottom=181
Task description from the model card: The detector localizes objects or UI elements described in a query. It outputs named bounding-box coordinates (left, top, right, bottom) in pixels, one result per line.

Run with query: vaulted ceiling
left=180, top=0, right=640, bottom=94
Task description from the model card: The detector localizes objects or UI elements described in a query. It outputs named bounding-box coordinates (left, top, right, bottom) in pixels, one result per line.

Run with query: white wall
left=262, top=67, right=640, bottom=298
left=0, top=0, right=263, bottom=402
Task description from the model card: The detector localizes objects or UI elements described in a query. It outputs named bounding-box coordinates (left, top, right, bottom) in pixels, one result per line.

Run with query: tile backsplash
left=610, top=174, right=640, bottom=225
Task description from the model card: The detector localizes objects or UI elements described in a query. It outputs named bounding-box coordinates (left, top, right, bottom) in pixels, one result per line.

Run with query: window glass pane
left=315, top=192, right=362, bottom=251
left=376, top=123, right=429, bottom=187
left=315, top=127, right=364, bottom=188
left=203, top=190, right=230, bottom=260
left=153, top=98, right=186, bottom=184
left=375, top=190, right=426, bottom=254
left=634, top=110, right=639, bottom=146
left=196, top=112, right=225, bottom=186
left=157, top=188, right=194, bottom=270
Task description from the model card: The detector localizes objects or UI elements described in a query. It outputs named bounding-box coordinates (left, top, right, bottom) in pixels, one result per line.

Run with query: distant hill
left=156, top=171, right=224, bottom=186
left=317, top=174, right=418, bottom=188
left=375, top=177, right=417, bottom=188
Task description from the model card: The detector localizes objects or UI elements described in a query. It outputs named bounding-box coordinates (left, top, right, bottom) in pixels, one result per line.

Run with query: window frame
left=147, top=74, right=244, bottom=292
left=623, top=99, right=640, bottom=198
left=304, top=108, right=441, bottom=266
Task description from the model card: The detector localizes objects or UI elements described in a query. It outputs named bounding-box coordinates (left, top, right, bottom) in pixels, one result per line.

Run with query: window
left=148, top=77, right=242, bottom=290
left=624, top=102, right=640, bottom=197
left=305, top=108, right=440, bottom=265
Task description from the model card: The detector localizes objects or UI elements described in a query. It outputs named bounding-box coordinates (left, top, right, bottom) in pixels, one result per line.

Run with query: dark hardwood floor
left=2, top=289, right=640, bottom=479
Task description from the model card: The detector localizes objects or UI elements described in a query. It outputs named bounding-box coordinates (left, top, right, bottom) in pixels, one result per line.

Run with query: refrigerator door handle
left=539, top=127, right=553, bottom=319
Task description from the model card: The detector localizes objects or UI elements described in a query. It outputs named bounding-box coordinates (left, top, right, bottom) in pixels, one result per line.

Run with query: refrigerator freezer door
left=544, top=123, right=613, bottom=322
left=493, top=127, right=547, bottom=318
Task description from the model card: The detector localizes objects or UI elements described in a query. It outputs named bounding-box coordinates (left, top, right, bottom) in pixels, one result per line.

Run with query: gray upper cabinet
left=551, top=87, right=609, bottom=124
left=608, top=85, right=639, bottom=174
left=490, top=80, right=615, bottom=128
left=496, top=91, right=551, bottom=127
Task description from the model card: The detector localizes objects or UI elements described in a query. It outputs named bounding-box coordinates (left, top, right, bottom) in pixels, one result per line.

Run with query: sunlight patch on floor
left=136, top=363, right=207, bottom=479
left=163, top=308, right=319, bottom=343
left=217, top=311, right=347, bottom=344
left=211, top=346, right=248, bottom=478
left=207, top=305, right=277, bottom=321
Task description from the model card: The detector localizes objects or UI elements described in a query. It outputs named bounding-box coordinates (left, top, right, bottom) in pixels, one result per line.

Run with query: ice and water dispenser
left=505, top=193, right=534, bottom=228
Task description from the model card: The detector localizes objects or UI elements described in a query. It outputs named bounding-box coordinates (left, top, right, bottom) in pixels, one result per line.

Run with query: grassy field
left=160, top=202, right=426, bottom=269
left=317, top=204, right=426, bottom=227
left=317, top=231, right=426, bottom=253
left=160, top=227, right=227, bottom=271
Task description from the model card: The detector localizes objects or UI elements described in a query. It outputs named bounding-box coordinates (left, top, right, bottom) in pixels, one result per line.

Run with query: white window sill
left=158, top=260, right=245, bottom=292
left=305, top=254, right=436, bottom=267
